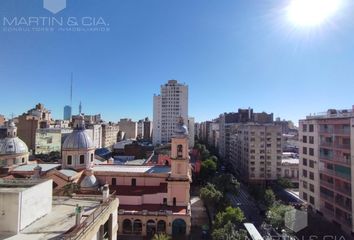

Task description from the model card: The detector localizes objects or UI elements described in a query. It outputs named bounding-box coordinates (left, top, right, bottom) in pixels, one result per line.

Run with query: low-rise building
left=0, top=178, right=119, bottom=240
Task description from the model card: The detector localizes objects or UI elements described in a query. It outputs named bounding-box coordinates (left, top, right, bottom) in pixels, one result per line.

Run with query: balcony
left=335, top=186, right=352, bottom=196
left=320, top=193, right=334, bottom=202
left=322, top=129, right=351, bottom=136
left=320, top=168, right=351, bottom=181
left=320, top=180, right=334, bottom=189
left=320, top=142, right=351, bottom=150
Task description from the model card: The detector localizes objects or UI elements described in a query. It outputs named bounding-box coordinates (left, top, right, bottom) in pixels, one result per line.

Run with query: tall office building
left=153, top=80, right=188, bottom=145
left=63, top=105, right=72, bottom=120
left=299, top=107, right=354, bottom=234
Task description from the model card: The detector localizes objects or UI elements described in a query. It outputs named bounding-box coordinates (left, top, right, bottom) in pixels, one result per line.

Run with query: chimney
left=102, top=184, right=109, bottom=202
left=75, top=204, right=83, bottom=227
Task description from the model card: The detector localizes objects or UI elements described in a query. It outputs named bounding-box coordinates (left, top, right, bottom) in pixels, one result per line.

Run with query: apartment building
left=230, top=124, right=282, bottom=183
left=153, top=80, right=188, bottom=145
left=188, top=117, right=195, bottom=148
left=102, top=123, right=119, bottom=148
left=118, top=118, right=137, bottom=140
left=299, top=108, right=354, bottom=233
left=17, top=103, right=52, bottom=153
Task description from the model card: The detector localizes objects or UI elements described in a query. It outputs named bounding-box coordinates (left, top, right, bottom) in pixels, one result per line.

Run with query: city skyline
left=1, top=0, right=354, bottom=123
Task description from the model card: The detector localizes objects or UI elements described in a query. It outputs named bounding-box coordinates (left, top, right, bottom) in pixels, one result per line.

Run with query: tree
left=213, top=174, right=240, bottom=195
left=264, top=189, right=276, bottom=208
left=152, top=233, right=171, bottom=240
left=210, top=155, right=218, bottom=163
left=212, top=221, right=247, bottom=240
left=201, top=149, right=210, bottom=161
left=277, top=178, right=293, bottom=189
left=200, top=159, right=217, bottom=181
left=214, top=206, right=245, bottom=229
left=200, top=183, right=222, bottom=217
left=266, top=204, right=294, bottom=230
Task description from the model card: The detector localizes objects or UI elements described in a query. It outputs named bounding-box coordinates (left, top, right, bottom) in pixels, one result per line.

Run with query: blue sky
left=1, top=0, right=354, bottom=124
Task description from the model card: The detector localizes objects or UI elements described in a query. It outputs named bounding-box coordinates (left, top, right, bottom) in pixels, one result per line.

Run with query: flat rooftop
left=0, top=179, right=46, bottom=193
left=12, top=163, right=61, bottom=172
left=0, top=197, right=101, bottom=240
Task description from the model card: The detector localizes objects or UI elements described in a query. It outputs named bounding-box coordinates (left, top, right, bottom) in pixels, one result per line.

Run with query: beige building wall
left=298, top=119, right=321, bottom=211
left=119, top=119, right=137, bottom=140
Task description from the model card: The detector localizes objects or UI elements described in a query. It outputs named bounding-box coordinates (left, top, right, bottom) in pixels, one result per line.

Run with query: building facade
left=230, top=123, right=282, bottom=183
left=17, top=103, right=52, bottom=153
left=118, top=118, right=137, bottom=140
left=299, top=108, right=354, bottom=233
left=188, top=117, right=195, bottom=148
left=153, top=80, right=188, bottom=145
left=102, top=123, right=119, bottom=148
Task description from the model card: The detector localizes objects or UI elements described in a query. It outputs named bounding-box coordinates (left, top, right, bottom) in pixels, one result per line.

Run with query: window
left=303, top=181, right=308, bottom=189
left=303, top=147, right=307, bottom=155
left=80, top=155, right=85, bottom=164
left=303, top=158, right=307, bottom=166
left=67, top=155, right=72, bottom=165
left=91, top=153, right=94, bottom=162
left=163, top=198, right=167, bottom=205
left=303, top=124, right=307, bottom=132
left=173, top=197, right=176, bottom=206
left=310, top=196, right=315, bottom=204
left=303, top=169, right=308, bottom=178
left=309, top=172, right=314, bottom=180
left=309, top=136, right=314, bottom=144
left=303, top=136, right=307, bottom=143
left=310, top=184, right=314, bottom=192
left=112, top=178, right=116, bottom=186
left=309, top=148, right=314, bottom=156
left=131, top=178, right=136, bottom=187
left=309, top=160, right=315, bottom=168
left=303, top=192, right=308, bottom=201
left=177, top=144, right=183, bottom=158
left=309, top=124, right=314, bottom=132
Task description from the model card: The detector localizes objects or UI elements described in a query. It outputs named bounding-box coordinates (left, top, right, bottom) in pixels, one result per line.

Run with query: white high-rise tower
left=153, top=80, right=188, bottom=145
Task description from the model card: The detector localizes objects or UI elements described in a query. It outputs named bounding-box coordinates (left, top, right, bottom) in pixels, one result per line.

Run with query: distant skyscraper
left=153, top=80, right=188, bottom=145
left=63, top=73, right=73, bottom=120
left=79, top=101, right=82, bottom=114
left=63, top=105, right=72, bottom=120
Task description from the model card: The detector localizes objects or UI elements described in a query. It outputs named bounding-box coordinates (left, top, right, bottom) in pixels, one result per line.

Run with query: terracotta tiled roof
left=119, top=204, right=187, bottom=214
left=110, top=183, right=167, bottom=196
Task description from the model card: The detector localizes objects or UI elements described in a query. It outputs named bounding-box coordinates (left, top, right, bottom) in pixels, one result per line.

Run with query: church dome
left=0, top=120, right=29, bottom=156
left=80, top=169, right=99, bottom=188
left=62, top=130, right=94, bottom=150
left=173, top=117, right=189, bottom=138
left=62, top=115, right=94, bottom=150
left=0, top=137, right=28, bottom=155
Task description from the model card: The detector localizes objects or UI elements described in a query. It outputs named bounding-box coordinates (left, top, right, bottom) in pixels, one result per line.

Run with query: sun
left=286, top=0, right=342, bottom=27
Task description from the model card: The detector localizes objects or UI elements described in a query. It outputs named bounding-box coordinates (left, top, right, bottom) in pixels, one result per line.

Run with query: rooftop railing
left=61, top=192, right=117, bottom=240
left=306, top=109, right=354, bottom=119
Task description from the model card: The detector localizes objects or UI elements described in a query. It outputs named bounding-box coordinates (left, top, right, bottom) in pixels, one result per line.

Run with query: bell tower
left=167, top=117, right=191, bottom=207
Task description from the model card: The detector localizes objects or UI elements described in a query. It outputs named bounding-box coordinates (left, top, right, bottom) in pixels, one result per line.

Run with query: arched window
left=177, top=144, right=183, bottom=158
left=146, top=220, right=156, bottom=237
left=67, top=156, right=72, bottom=165
left=133, top=219, right=142, bottom=234
left=80, top=155, right=85, bottom=164
left=157, top=220, right=166, bottom=233
left=123, top=219, right=132, bottom=234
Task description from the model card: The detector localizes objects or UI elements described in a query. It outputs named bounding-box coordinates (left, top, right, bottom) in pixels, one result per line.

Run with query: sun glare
left=287, top=0, right=342, bottom=27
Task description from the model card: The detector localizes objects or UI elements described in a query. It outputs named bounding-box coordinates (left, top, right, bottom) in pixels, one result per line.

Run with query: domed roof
left=173, top=117, right=189, bottom=138
left=80, top=174, right=99, bottom=188
left=62, top=130, right=94, bottom=150
left=0, top=137, right=28, bottom=155
left=62, top=114, right=94, bottom=150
